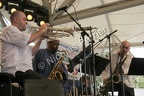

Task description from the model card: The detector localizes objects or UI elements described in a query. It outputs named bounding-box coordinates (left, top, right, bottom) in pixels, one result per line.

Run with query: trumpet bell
left=51, top=27, right=74, bottom=37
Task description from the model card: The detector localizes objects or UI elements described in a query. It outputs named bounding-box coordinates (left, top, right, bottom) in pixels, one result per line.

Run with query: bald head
left=121, top=41, right=130, bottom=47
left=10, top=11, right=23, bottom=23
left=10, top=11, right=27, bottom=31
left=119, top=40, right=130, bottom=57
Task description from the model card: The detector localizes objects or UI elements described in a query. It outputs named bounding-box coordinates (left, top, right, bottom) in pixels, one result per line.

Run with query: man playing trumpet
left=0, top=10, right=50, bottom=79
left=0, top=10, right=51, bottom=95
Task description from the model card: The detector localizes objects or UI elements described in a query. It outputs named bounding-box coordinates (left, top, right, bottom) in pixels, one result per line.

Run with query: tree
left=133, top=76, right=144, bottom=88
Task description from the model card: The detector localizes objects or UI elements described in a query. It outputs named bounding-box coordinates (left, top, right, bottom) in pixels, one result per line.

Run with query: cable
left=52, top=0, right=58, bottom=15
left=126, top=31, right=144, bottom=40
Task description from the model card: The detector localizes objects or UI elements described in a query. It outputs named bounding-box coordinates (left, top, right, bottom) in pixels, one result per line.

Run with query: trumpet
left=27, top=25, right=74, bottom=37
left=68, top=74, right=77, bottom=79
left=68, top=74, right=78, bottom=96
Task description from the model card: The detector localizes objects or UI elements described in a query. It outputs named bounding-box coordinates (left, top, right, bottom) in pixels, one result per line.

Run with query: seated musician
left=100, top=41, right=135, bottom=96
left=32, top=39, right=68, bottom=95
left=0, top=11, right=49, bottom=95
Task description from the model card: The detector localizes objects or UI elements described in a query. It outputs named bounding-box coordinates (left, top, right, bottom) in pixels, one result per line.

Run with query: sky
left=130, top=47, right=144, bottom=58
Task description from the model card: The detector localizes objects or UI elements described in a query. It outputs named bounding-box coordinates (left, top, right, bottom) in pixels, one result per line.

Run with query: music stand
left=128, top=58, right=144, bottom=75
left=80, top=54, right=110, bottom=76
left=70, top=45, right=91, bottom=67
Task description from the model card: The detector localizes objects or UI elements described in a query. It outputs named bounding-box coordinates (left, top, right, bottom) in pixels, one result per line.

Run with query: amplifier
left=24, top=79, right=64, bottom=96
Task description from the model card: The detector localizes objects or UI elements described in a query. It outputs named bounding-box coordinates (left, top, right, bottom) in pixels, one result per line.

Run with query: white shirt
left=101, top=51, right=134, bottom=88
left=0, top=25, right=33, bottom=76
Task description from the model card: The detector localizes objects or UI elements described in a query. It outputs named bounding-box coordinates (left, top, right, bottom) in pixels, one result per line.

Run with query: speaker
left=24, top=79, right=64, bottom=96
left=0, top=84, right=19, bottom=96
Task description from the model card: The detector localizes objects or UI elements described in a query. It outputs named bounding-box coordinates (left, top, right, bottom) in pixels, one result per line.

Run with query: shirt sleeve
left=1, top=26, right=30, bottom=47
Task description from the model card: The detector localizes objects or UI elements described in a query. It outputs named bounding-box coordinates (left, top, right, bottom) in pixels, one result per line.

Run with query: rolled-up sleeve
left=1, top=26, right=30, bottom=47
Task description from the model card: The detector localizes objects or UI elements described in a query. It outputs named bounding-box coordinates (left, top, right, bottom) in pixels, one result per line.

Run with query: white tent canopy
left=48, top=0, right=144, bottom=57
left=1, top=0, right=144, bottom=56
left=40, top=0, right=144, bottom=49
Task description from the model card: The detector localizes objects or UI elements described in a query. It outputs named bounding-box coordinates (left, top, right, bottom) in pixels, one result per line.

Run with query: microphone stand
left=93, top=30, right=117, bottom=48
left=89, top=26, right=97, bottom=96
left=94, top=30, right=117, bottom=96
left=107, top=32, right=114, bottom=96
left=119, top=58, right=125, bottom=96
left=64, top=9, right=90, bottom=96
left=79, top=59, right=84, bottom=96
left=79, top=19, right=88, bottom=96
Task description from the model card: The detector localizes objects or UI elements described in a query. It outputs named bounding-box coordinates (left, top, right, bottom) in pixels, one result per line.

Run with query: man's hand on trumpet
left=39, top=23, right=51, bottom=36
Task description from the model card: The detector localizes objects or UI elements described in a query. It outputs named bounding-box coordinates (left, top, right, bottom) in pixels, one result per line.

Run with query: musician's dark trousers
left=109, top=82, right=135, bottom=96
left=15, top=69, right=44, bottom=87
left=15, top=70, right=45, bottom=96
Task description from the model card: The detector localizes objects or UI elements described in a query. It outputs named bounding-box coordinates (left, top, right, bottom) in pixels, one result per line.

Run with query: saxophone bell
left=48, top=70, right=63, bottom=80
left=112, top=73, right=121, bottom=84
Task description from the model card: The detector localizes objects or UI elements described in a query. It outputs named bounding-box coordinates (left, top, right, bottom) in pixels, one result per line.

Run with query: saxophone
left=47, top=50, right=66, bottom=80
left=99, top=55, right=127, bottom=95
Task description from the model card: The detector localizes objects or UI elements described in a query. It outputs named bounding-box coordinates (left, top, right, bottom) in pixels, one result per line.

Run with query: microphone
left=109, top=30, right=117, bottom=36
left=55, top=5, right=71, bottom=13
left=109, top=30, right=117, bottom=35
left=75, top=27, right=97, bottom=31
left=106, top=30, right=117, bottom=38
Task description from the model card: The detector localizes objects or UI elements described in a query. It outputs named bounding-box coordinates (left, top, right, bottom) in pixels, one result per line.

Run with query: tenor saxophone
left=99, top=55, right=127, bottom=95
left=47, top=52, right=65, bottom=80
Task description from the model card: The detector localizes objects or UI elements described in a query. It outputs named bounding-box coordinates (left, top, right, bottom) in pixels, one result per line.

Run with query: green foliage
left=133, top=76, right=144, bottom=88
